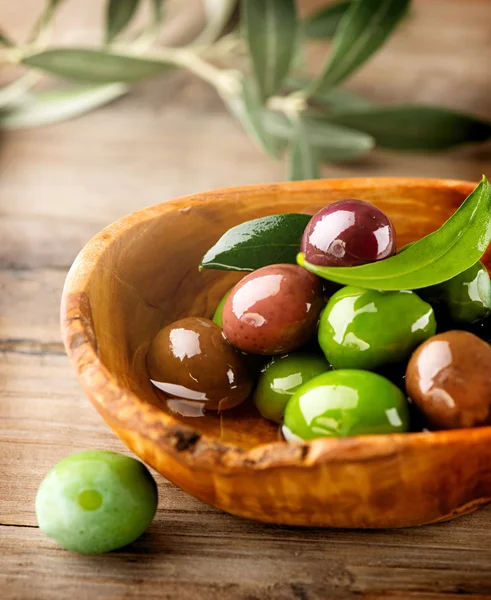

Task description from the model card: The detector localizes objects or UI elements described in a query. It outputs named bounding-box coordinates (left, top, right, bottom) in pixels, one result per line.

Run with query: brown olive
left=222, top=264, right=324, bottom=355
left=405, top=330, right=491, bottom=429
left=147, top=317, right=252, bottom=411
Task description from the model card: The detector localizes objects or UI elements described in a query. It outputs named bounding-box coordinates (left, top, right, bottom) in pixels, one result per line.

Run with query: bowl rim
left=61, top=177, right=491, bottom=475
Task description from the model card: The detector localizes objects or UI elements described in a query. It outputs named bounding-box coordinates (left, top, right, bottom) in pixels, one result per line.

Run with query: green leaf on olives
left=200, top=213, right=311, bottom=272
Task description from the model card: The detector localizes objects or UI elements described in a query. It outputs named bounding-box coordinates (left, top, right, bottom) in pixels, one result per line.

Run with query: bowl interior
left=80, top=179, right=483, bottom=449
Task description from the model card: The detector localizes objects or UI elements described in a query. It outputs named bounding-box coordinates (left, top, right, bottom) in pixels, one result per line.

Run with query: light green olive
left=213, top=288, right=233, bottom=327
left=283, top=370, right=409, bottom=440
left=35, top=450, right=158, bottom=554
left=254, top=352, right=331, bottom=423
left=318, top=286, right=436, bottom=370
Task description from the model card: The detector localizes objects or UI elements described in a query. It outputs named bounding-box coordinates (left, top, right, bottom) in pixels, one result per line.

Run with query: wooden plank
left=3, top=511, right=491, bottom=599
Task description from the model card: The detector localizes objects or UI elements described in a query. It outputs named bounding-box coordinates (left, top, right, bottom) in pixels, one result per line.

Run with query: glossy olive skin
left=418, top=261, right=491, bottom=327
left=213, top=288, right=233, bottom=328
left=406, top=330, right=491, bottom=429
left=222, top=264, right=324, bottom=355
left=147, top=317, right=252, bottom=410
left=319, top=286, right=436, bottom=370
left=300, top=200, right=396, bottom=267
left=283, top=370, right=409, bottom=440
left=36, top=451, right=157, bottom=554
left=254, top=352, right=331, bottom=423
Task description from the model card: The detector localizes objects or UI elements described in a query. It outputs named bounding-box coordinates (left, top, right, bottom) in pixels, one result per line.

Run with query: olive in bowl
left=222, top=264, right=324, bottom=355
left=283, top=370, right=409, bottom=440
left=319, top=286, right=436, bottom=370
left=301, top=199, right=396, bottom=267
left=254, top=352, right=331, bottom=423
left=406, top=330, right=491, bottom=429
left=418, top=261, right=491, bottom=327
left=148, top=317, right=252, bottom=410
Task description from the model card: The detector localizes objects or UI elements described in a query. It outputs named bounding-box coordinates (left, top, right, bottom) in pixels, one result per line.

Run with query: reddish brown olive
left=222, top=264, right=324, bottom=355
left=405, top=330, right=491, bottom=429
left=147, top=317, right=252, bottom=411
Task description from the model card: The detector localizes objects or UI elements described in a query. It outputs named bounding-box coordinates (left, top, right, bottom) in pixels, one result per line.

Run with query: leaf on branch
left=286, top=76, right=373, bottom=111
left=0, top=30, right=13, bottom=47
left=308, top=0, right=410, bottom=97
left=22, top=48, right=173, bottom=83
left=241, top=0, right=298, bottom=100
left=288, top=117, right=321, bottom=180
left=0, top=84, right=127, bottom=130
left=152, top=0, right=165, bottom=24
left=265, top=111, right=374, bottom=161
left=106, top=0, right=141, bottom=44
left=303, top=1, right=351, bottom=39
left=324, top=105, right=491, bottom=150
left=221, top=75, right=282, bottom=159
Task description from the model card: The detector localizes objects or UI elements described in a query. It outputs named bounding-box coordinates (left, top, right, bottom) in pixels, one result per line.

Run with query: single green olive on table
left=146, top=177, right=491, bottom=442
left=36, top=450, right=158, bottom=554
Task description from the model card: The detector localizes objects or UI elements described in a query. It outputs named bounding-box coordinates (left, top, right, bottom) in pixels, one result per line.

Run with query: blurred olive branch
left=1, top=0, right=490, bottom=181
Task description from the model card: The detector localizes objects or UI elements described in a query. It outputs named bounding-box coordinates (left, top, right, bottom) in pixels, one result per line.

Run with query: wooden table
left=2, top=1, right=491, bottom=598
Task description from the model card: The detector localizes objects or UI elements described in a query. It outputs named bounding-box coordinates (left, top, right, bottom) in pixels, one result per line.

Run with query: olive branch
left=1, top=0, right=490, bottom=180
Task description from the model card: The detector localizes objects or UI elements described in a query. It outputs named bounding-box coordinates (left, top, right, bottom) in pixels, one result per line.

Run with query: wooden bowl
left=61, top=178, right=491, bottom=529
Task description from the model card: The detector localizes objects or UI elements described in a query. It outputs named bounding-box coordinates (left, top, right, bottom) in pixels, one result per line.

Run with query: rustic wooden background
left=2, top=1, right=491, bottom=598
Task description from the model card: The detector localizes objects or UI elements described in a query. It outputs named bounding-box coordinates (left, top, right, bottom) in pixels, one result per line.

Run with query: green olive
left=318, top=286, right=436, bottom=370
left=283, top=370, right=409, bottom=440
left=418, top=261, right=491, bottom=326
left=35, top=450, right=158, bottom=554
left=254, top=352, right=331, bottom=423
left=213, top=288, right=233, bottom=327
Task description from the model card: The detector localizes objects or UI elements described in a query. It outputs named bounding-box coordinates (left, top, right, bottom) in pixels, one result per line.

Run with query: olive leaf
left=264, top=111, right=374, bottom=161
left=106, top=0, right=140, bottom=44
left=22, top=48, right=172, bottom=83
left=0, top=72, right=40, bottom=109
left=221, top=76, right=281, bottom=159
left=323, top=105, right=491, bottom=150
left=308, top=0, right=410, bottom=97
left=0, top=84, right=127, bottom=130
left=288, top=118, right=321, bottom=180
left=298, top=177, right=491, bottom=290
left=28, top=0, right=64, bottom=42
left=0, top=30, right=13, bottom=47
left=152, top=0, right=165, bottom=24
left=201, top=213, right=312, bottom=271
left=302, top=1, right=351, bottom=40
left=241, top=0, right=298, bottom=100
left=287, top=77, right=373, bottom=112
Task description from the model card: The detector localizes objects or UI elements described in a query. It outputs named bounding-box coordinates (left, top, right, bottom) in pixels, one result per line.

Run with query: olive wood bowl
left=61, top=178, right=491, bottom=528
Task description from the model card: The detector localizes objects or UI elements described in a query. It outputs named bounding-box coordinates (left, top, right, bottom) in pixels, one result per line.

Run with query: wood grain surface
left=2, top=0, right=491, bottom=598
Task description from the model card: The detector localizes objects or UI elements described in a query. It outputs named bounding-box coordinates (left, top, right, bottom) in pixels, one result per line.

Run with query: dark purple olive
left=300, top=199, right=396, bottom=267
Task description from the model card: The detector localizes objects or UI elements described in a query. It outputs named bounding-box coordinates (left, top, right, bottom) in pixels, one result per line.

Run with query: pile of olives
left=148, top=199, right=491, bottom=440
